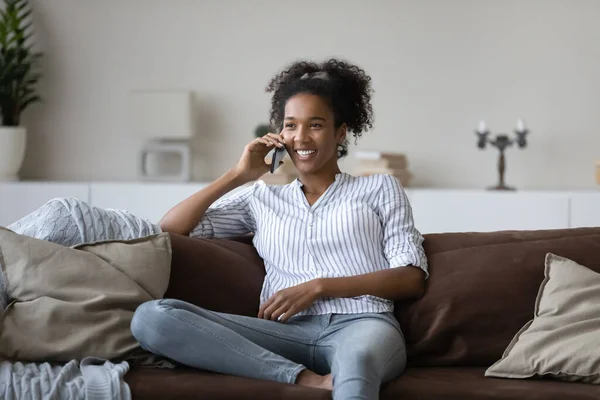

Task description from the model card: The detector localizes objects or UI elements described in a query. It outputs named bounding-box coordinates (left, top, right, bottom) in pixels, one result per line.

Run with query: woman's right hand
left=231, top=132, right=286, bottom=183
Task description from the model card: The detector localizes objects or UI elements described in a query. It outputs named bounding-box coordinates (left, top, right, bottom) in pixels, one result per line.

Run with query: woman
left=130, top=58, right=428, bottom=399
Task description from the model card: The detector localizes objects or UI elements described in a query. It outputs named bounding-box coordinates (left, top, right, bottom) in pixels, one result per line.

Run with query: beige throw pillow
left=485, top=253, right=600, bottom=384
left=0, top=227, right=171, bottom=362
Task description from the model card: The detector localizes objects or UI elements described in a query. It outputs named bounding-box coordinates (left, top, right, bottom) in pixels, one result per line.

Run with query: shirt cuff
left=388, top=253, right=429, bottom=279
left=189, top=218, right=214, bottom=238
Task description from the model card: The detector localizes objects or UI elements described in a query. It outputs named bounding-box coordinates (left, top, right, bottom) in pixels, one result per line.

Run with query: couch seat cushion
left=382, top=367, right=600, bottom=400
left=126, top=366, right=600, bottom=400
left=125, top=366, right=331, bottom=400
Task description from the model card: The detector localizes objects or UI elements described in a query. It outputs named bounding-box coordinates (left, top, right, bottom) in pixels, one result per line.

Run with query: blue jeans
left=131, top=299, right=406, bottom=400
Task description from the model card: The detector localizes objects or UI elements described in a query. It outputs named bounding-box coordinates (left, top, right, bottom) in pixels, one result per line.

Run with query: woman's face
left=281, top=93, right=346, bottom=176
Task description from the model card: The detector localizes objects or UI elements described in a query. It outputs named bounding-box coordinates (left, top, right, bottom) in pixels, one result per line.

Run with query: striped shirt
left=190, top=172, right=428, bottom=316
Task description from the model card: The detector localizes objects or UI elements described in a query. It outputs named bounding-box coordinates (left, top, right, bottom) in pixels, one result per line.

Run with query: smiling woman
left=266, top=59, right=374, bottom=160
left=280, top=93, right=339, bottom=178
left=133, top=58, right=428, bottom=400
left=263, top=59, right=375, bottom=199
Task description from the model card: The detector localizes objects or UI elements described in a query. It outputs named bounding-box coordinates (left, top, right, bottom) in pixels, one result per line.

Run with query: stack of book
left=353, top=150, right=413, bottom=187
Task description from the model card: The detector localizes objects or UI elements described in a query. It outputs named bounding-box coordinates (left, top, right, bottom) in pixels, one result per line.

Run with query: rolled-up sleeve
left=189, top=184, right=256, bottom=239
left=378, top=175, right=429, bottom=278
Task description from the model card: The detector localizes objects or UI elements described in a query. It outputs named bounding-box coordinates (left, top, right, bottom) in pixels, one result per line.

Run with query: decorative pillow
left=0, top=227, right=171, bottom=362
left=485, top=253, right=600, bottom=384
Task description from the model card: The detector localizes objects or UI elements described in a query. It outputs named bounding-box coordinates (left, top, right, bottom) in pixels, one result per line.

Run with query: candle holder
left=475, top=120, right=529, bottom=191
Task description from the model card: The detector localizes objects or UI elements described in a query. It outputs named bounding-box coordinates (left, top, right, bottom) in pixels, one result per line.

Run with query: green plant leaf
left=17, top=9, right=31, bottom=22
left=19, top=31, right=32, bottom=45
left=18, top=20, right=31, bottom=33
left=0, top=0, right=41, bottom=126
left=16, top=0, right=29, bottom=11
left=23, top=73, right=40, bottom=85
left=20, top=94, right=40, bottom=110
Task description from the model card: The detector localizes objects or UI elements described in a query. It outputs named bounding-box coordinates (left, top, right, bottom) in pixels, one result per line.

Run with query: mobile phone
left=270, top=146, right=287, bottom=174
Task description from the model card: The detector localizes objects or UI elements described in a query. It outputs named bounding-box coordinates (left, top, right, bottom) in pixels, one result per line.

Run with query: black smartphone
left=270, top=146, right=287, bottom=174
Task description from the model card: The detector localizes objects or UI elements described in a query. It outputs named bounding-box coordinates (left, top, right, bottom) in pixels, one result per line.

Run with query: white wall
left=20, top=0, right=600, bottom=189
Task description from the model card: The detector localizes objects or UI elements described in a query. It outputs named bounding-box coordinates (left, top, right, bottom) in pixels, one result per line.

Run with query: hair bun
left=300, top=71, right=330, bottom=80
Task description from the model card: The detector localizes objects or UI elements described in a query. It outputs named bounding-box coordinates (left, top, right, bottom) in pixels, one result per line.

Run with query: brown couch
left=125, top=227, right=600, bottom=399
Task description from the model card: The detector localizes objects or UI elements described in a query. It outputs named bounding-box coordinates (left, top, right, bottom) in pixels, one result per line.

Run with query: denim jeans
left=131, top=299, right=406, bottom=400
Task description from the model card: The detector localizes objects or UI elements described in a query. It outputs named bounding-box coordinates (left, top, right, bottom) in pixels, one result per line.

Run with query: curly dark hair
left=265, top=58, right=374, bottom=158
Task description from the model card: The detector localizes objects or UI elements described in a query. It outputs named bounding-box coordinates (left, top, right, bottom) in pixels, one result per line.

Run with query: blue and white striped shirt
left=191, top=172, right=428, bottom=316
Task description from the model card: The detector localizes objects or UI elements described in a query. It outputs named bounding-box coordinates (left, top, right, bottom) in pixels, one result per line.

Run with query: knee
left=341, top=347, right=406, bottom=384
left=131, top=300, right=169, bottom=351
left=339, top=348, right=379, bottom=371
left=334, top=346, right=406, bottom=378
left=37, top=197, right=83, bottom=225
left=131, top=299, right=190, bottom=348
left=44, top=197, right=83, bottom=212
left=8, top=197, right=73, bottom=238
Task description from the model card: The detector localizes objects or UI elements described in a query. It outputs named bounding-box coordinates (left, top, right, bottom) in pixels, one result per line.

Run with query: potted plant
left=254, top=123, right=272, bottom=138
left=0, top=0, right=42, bottom=181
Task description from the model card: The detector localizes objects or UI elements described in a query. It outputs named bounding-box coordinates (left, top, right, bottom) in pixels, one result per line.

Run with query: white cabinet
left=407, top=190, right=571, bottom=234
left=1, top=181, right=598, bottom=233
left=569, top=193, right=600, bottom=228
left=0, top=182, right=89, bottom=227
left=89, top=182, right=210, bottom=224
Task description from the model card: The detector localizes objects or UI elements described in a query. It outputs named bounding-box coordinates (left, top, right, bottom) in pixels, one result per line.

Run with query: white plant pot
left=0, top=126, right=27, bottom=181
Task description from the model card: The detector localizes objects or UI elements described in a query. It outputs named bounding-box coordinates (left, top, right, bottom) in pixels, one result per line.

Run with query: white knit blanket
left=7, top=197, right=161, bottom=247
left=1, top=197, right=161, bottom=400
left=0, top=358, right=130, bottom=400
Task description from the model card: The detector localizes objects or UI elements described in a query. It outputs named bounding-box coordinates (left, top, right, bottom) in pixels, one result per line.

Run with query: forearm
left=159, top=169, right=249, bottom=236
left=317, top=267, right=425, bottom=302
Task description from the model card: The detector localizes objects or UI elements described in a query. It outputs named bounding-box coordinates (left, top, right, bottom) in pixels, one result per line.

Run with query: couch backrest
left=396, top=227, right=600, bottom=367
left=165, top=234, right=265, bottom=317
left=167, top=228, right=600, bottom=368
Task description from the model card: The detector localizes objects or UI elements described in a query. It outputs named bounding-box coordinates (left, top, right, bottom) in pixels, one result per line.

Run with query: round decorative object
left=0, top=126, right=26, bottom=181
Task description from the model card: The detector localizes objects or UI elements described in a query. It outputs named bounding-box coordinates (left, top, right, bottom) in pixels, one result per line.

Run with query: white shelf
left=0, top=182, right=90, bottom=227
left=0, top=181, right=598, bottom=233
left=406, top=190, right=571, bottom=233
left=89, top=182, right=210, bottom=224
left=569, top=193, right=600, bottom=228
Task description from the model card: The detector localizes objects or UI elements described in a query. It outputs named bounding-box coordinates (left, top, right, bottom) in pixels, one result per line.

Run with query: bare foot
left=321, top=374, right=333, bottom=390
left=295, top=369, right=333, bottom=391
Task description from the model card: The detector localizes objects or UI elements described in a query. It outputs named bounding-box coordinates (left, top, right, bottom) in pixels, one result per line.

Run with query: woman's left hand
left=258, top=279, right=324, bottom=323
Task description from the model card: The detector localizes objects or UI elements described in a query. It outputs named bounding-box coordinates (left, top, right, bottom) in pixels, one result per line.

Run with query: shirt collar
left=293, top=172, right=348, bottom=188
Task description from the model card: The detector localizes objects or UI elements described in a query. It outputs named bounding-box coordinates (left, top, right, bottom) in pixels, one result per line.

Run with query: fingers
left=258, top=295, right=275, bottom=319
left=270, top=305, right=289, bottom=322
left=261, top=300, right=284, bottom=321
left=249, top=139, right=277, bottom=158
left=258, top=290, right=299, bottom=323
left=265, top=132, right=285, bottom=143
left=256, top=138, right=275, bottom=148
left=254, top=138, right=281, bottom=152
left=264, top=133, right=285, bottom=148
left=249, top=133, right=285, bottom=154
left=259, top=292, right=289, bottom=321
left=278, top=304, right=299, bottom=323
left=259, top=302, right=292, bottom=323
left=257, top=302, right=267, bottom=319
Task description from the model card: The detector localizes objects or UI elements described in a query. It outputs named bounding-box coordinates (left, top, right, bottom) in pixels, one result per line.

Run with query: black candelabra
left=475, top=119, right=530, bottom=191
